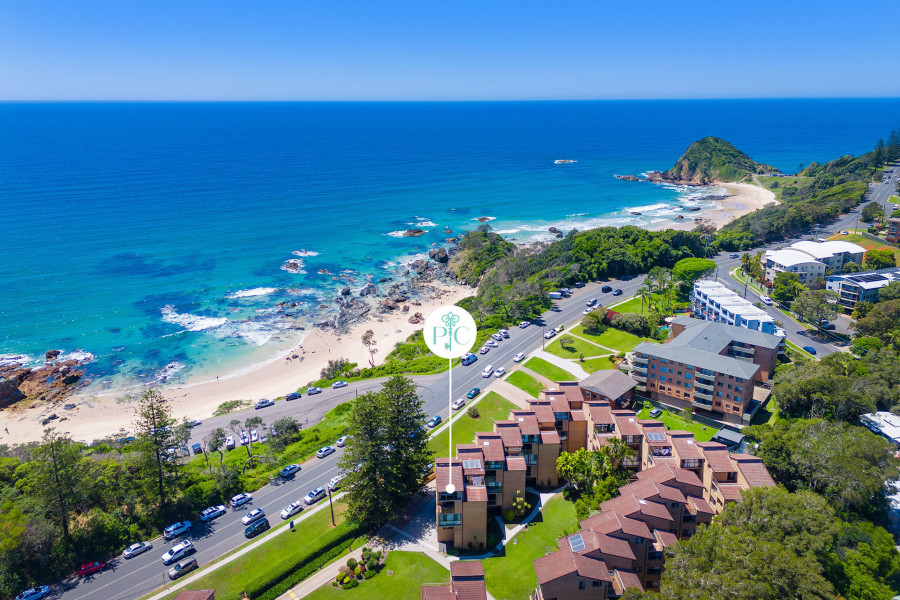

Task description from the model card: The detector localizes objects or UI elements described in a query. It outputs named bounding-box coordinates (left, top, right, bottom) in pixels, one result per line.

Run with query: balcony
left=632, top=356, right=648, bottom=366
left=486, top=481, right=503, bottom=493
left=693, top=390, right=713, bottom=401
left=438, top=514, right=461, bottom=527
left=438, top=501, right=457, bottom=514
left=632, top=373, right=647, bottom=382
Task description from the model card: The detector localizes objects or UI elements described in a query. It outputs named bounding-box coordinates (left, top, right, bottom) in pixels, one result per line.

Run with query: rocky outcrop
left=281, top=259, right=305, bottom=273
left=45, top=350, right=61, bottom=361
left=381, top=297, right=399, bottom=310
left=359, top=282, right=378, bottom=297
left=548, top=226, right=562, bottom=235
left=476, top=216, right=492, bottom=222
left=408, top=312, right=424, bottom=324
left=0, top=378, right=25, bottom=409
left=409, top=259, right=429, bottom=275
left=615, top=174, right=642, bottom=181
left=428, top=247, right=449, bottom=263
left=0, top=354, right=92, bottom=408
left=340, top=287, right=351, bottom=296
left=403, top=228, right=427, bottom=237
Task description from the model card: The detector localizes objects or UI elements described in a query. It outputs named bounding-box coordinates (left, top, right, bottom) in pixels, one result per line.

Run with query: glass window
left=685, top=373, right=692, bottom=379
left=660, top=376, right=667, bottom=382
left=661, top=358, right=668, bottom=363
left=685, top=383, right=691, bottom=389
left=579, top=581, right=586, bottom=590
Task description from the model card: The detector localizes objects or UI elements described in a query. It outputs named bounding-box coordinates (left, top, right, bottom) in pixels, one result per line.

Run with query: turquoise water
left=2, top=99, right=898, bottom=390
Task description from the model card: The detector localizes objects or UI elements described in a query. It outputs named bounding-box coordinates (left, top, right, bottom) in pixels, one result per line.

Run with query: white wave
left=624, top=203, right=670, bottom=213
left=0, top=354, right=33, bottom=368
left=285, top=287, right=322, bottom=297
left=291, top=249, right=320, bottom=257
left=215, top=320, right=292, bottom=347
left=408, top=220, right=437, bottom=228
left=227, top=287, right=279, bottom=299
left=492, top=228, right=522, bottom=235
left=386, top=230, right=407, bottom=238
left=156, top=361, right=186, bottom=383
left=281, top=259, right=307, bottom=274
left=59, top=350, right=94, bottom=363
left=566, top=213, right=589, bottom=217
left=160, top=305, right=228, bottom=332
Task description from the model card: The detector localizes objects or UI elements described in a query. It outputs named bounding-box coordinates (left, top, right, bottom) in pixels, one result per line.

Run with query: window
left=660, top=376, right=667, bottom=382
left=635, top=537, right=644, bottom=544
left=727, top=384, right=732, bottom=389
left=736, top=377, right=744, bottom=382
left=685, top=373, right=692, bottom=379
left=660, top=366, right=667, bottom=373
left=593, top=581, right=600, bottom=587
left=650, top=374, right=656, bottom=379
left=716, top=391, right=723, bottom=397
left=651, top=364, right=657, bottom=369
left=735, top=386, right=743, bottom=392
left=685, top=383, right=691, bottom=389
left=717, top=382, right=723, bottom=387
left=677, top=371, right=682, bottom=375
left=579, top=581, right=586, bottom=590
left=661, top=358, right=668, bottom=363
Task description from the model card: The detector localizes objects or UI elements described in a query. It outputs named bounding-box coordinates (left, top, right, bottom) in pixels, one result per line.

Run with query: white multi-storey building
left=763, top=240, right=866, bottom=285
left=691, top=281, right=776, bottom=334
left=788, top=240, right=865, bottom=273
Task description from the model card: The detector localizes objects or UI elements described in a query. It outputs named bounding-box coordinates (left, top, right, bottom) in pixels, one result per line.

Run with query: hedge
left=232, top=522, right=366, bottom=600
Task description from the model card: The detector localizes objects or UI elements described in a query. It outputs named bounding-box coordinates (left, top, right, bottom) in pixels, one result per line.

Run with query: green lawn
left=523, top=357, right=577, bottom=382
left=580, top=356, right=616, bottom=373
left=609, top=295, right=645, bottom=315
left=635, top=405, right=715, bottom=442
left=428, top=392, right=518, bottom=457
left=543, top=335, right=607, bottom=359
left=570, top=324, right=648, bottom=353
left=751, top=396, right=780, bottom=426
left=759, top=175, right=814, bottom=200
left=153, top=502, right=349, bottom=600
left=506, top=371, right=544, bottom=398
left=306, top=551, right=450, bottom=600
left=483, top=496, right=579, bottom=600
left=827, top=232, right=900, bottom=265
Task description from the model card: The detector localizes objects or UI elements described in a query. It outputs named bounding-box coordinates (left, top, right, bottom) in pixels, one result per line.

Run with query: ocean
left=2, top=98, right=898, bottom=391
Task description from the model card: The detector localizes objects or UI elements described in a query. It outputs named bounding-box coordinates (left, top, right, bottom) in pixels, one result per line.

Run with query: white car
left=199, top=505, right=226, bottom=522
left=333, top=380, right=349, bottom=389
left=123, top=541, right=152, bottom=559
left=161, top=539, right=194, bottom=565
left=336, top=435, right=351, bottom=447
left=479, top=346, right=490, bottom=354
left=759, top=294, right=773, bottom=306
left=225, top=436, right=235, bottom=450
left=241, top=509, right=266, bottom=526
left=14, top=586, right=50, bottom=600
left=583, top=308, right=593, bottom=315
left=544, top=330, right=556, bottom=339
left=280, top=501, right=304, bottom=520
left=255, top=398, right=274, bottom=409
left=518, top=321, right=531, bottom=328
left=494, top=367, right=506, bottom=377
left=452, top=398, right=466, bottom=411
left=481, top=365, right=494, bottom=378
left=485, top=340, right=499, bottom=348
left=328, top=473, right=346, bottom=491
left=230, top=493, right=253, bottom=508
left=240, top=431, right=250, bottom=445
left=304, top=487, right=327, bottom=505
left=491, top=333, right=503, bottom=341
left=250, top=429, right=259, bottom=443
left=163, top=521, right=192, bottom=539
left=499, top=329, right=509, bottom=338
left=316, top=446, right=335, bottom=459
left=513, top=352, right=526, bottom=363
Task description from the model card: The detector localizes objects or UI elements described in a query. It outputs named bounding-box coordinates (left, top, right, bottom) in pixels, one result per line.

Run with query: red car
left=77, top=561, right=105, bottom=577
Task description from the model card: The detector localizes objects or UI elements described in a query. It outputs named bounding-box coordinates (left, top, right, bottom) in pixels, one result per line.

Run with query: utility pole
left=327, top=487, right=335, bottom=526
left=541, top=327, right=545, bottom=350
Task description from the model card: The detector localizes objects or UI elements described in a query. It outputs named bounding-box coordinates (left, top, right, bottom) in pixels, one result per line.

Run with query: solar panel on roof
left=646, top=432, right=667, bottom=442
left=568, top=533, right=585, bottom=552
left=462, top=459, right=483, bottom=470
left=851, top=274, right=887, bottom=283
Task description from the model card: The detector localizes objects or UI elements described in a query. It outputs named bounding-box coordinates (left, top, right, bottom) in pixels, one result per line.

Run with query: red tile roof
left=509, top=412, right=541, bottom=436
left=506, top=456, right=527, bottom=471
left=550, top=395, right=570, bottom=414
left=451, top=561, right=484, bottom=578
left=592, top=531, right=636, bottom=560
left=474, top=434, right=506, bottom=462
left=670, top=434, right=704, bottom=460
left=688, top=496, right=715, bottom=515
left=421, top=585, right=456, bottom=600
left=466, top=486, right=488, bottom=502
left=620, top=478, right=686, bottom=504
left=529, top=403, right=555, bottom=424
left=719, top=484, right=745, bottom=501
left=581, top=511, right=652, bottom=539
left=636, top=464, right=703, bottom=489
left=436, top=459, right=463, bottom=491
left=731, top=455, right=776, bottom=487
left=540, top=430, right=561, bottom=444
left=613, top=412, right=643, bottom=436
left=534, top=549, right=610, bottom=585
left=614, top=569, right=644, bottom=591
left=495, top=422, right=523, bottom=448
left=570, top=409, right=587, bottom=422
left=698, top=442, right=737, bottom=473
left=654, top=530, right=679, bottom=548
left=573, top=554, right=612, bottom=582
left=449, top=561, right=487, bottom=600
left=587, top=404, right=614, bottom=425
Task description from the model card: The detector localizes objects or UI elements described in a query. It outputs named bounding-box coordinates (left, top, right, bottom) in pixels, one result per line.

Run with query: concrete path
left=517, top=366, right=555, bottom=388
left=532, top=350, right=590, bottom=379
left=485, top=379, right=532, bottom=408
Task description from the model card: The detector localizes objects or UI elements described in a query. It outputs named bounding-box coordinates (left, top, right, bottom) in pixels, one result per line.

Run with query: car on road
left=518, top=321, right=531, bottom=328
left=612, top=289, right=623, bottom=296
left=191, top=442, right=202, bottom=455
left=491, top=333, right=503, bottom=341
left=187, top=419, right=202, bottom=427
left=494, top=366, right=507, bottom=377
left=586, top=298, right=597, bottom=306
left=14, top=586, right=50, bottom=600
left=481, top=364, right=494, bottom=377
left=337, top=435, right=352, bottom=447
left=285, top=392, right=302, bottom=400
left=583, top=308, right=593, bottom=315
left=316, top=445, right=335, bottom=459
left=307, top=386, right=322, bottom=395
left=199, top=504, right=227, bottom=522
left=77, top=561, right=105, bottom=577
left=280, top=464, right=301, bottom=478
left=485, top=339, right=499, bottom=348
left=161, top=539, right=194, bottom=565
left=575, top=282, right=585, bottom=288
left=649, top=408, right=663, bottom=418
left=452, top=398, right=466, bottom=411
left=244, top=518, right=270, bottom=538
left=461, top=352, right=477, bottom=365
left=255, top=398, right=274, bottom=409
left=479, top=346, right=490, bottom=354
left=333, top=380, right=349, bottom=389
left=241, top=508, right=266, bottom=525
left=759, top=294, right=773, bottom=306
left=328, top=473, right=346, bottom=491
left=467, top=387, right=481, bottom=399
left=240, top=431, right=250, bottom=445
left=601, top=285, right=612, bottom=293
left=167, top=557, right=198, bottom=580
left=820, top=322, right=836, bottom=331
left=280, top=501, right=304, bottom=519
left=841, top=231, right=849, bottom=235
left=802, top=346, right=817, bottom=355
left=305, top=487, right=327, bottom=505
left=427, top=415, right=442, bottom=428
left=123, top=541, right=153, bottom=559
left=225, top=435, right=235, bottom=450
left=230, top=492, right=253, bottom=508
left=513, top=352, right=526, bottom=362
left=163, top=520, right=192, bottom=539
left=544, top=330, right=556, bottom=339
left=730, top=253, right=739, bottom=259
left=499, top=328, right=510, bottom=338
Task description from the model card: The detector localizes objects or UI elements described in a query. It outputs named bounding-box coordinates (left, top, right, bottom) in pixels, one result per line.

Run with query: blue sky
left=1, top=0, right=897, bottom=100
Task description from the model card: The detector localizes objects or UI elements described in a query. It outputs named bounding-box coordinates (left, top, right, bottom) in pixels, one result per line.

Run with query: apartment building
left=825, top=266, right=900, bottom=311
left=763, top=248, right=825, bottom=285
left=887, top=218, right=900, bottom=244
left=421, top=560, right=487, bottom=600
left=691, top=280, right=776, bottom=334
left=631, top=317, right=782, bottom=424
left=789, top=240, right=865, bottom=272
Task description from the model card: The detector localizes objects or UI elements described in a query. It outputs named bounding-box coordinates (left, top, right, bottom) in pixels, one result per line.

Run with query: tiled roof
left=698, top=442, right=737, bottom=473
left=581, top=511, right=652, bottom=539
left=636, top=464, right=703, bottom=489
left=466, top=486, right=488, bottom=502
left=451, top=561, right=484, bottom=578
left=436, top=458, right=463, bottom=491
left=580, top=369, right=637, bottom=400
left=670, top=433, right=704, bottom=460
left=509, top=412, right=541, bottom=435
left=550, top=395, right=570, bottom=413
left=506, top=456, right=527, bottom=471
left=540, top=430, right=560, bottom=444
left=593, top=531, right=636, bottom=560
left=688, top=496, right=715, bottom=515
left=620, top=478, right=686, bottom=504
left=654, top=530, right=678, bottom=548
left=570, top=409, right=587, bottom=422
left=587, top=404, right=614, bottom=424
left=732, top=455, right=776, bottom=487
left=534, top=549, right=610, bottom=585
left=450, top=561, right=487, bottom=600
left=601, top=494, right=674, bottom=522
left=495, top=422, right=523, bottom=448
left=421, top=585, right=456, bottom=600
left=719, top=484, right=745, bottom=501
left=614, top=570, right=644, bottom=591
left=529, top=403, right=555, bottom=424
left=613, top=412, right=643, bottom=436
left=574, top=554, right=612, bottom=582
left=474, top=434, right=505, bottom=462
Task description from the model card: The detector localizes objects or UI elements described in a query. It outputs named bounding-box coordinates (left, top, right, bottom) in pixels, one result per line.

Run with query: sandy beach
left=1, top=283, right=474, bottom=444
left=644, top=181, right=778, bottom=233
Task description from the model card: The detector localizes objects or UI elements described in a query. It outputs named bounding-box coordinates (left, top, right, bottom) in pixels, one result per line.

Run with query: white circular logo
left=423, top=305, right=477, bottom=359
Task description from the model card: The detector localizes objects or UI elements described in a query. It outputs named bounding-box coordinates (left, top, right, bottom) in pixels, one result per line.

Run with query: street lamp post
left=327, top=487, right=335, bottom=527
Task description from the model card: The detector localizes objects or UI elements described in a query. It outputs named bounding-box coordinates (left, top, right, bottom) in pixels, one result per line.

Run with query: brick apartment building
left=631, top=317, right=782, bottom=424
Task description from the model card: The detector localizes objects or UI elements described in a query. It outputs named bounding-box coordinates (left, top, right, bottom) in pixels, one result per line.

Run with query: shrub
left=574, top=498, right=590, bottom=520
left=347, top=557, right=358, bottom=569
left=344, top=578, right=359, bottom=589
left=467, top=406, right=480, bottom=418
left=366, top=558, right=378, bottom=571
left=354, top=565, right=362, bottom=577
left=502, top=509, right=515, bottom=522
left=363, top=569, right=376, bottom=580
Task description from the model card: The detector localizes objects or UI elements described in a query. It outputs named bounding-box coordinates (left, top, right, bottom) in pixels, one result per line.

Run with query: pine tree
left=28, top=428, right=85, bottom=539
left=379, top=376, right=430, bottom=514
left=132, top=389, right=179, bottom=512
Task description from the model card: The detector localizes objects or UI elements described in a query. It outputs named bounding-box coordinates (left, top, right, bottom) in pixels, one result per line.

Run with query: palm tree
left=598, top=437, right=636, bottom=476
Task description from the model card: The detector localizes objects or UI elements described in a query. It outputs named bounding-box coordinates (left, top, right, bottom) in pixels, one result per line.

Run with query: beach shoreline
left=640, top=181, right=778, bottom=233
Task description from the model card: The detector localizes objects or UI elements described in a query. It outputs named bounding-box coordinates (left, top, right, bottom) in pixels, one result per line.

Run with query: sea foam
left=161, top=305, right=228, bottom=332
left=227, top=287, right=279, bottom=299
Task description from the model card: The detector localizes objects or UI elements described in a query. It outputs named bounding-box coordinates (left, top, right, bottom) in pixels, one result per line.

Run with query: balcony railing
left=693, top=390, right=713, bottom=401
left=693, top=399, right=713, bottom=410
left=438, top=514, right=461, bottom=527
left=632, top=373, right=647, bottom=382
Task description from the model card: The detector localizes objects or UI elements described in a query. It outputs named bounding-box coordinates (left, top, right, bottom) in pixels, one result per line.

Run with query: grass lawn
left=828, top=232, right=900, bottom=265
left=635, top=405, right=716, bottom=442
left=428, top=392, right=518, bottom=457
left=609, top=295, right=645, bottom=315
left=483, top=496, right=579, bottom=600
left=570, top=324, right=648, bottom=353
left=759, top=175, right=814, bottom=200
left=543, top=335, right=607, bottom=359
left=523, top=357, right=577, bottom=382
left=305, top=551, right=450, bottom=600
left=506, top=371, right=544, bottom=398
left=580, top=356, right=615, bottom=373
left=154, top=502, right=349, bottom=600
left=751, top=396, right=780, bottom=426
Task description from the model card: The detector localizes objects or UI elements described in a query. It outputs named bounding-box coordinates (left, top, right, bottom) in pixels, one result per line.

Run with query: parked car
left=168, top=557, right=198, bottom=580
left=240, top=431, right=250, bottom=446
left=199, top=505, right=227, bottom=522
left=328, top=473, right=346, bottom=491
left=467, top=387, right=481, bottom=399
left=601, top=285, right=613, bottom=293
left=244, top=518, right=270, bottom=538
left=250, top=429, right=259, bottom=443
left=191, top=442, right=203, bottom=455
left=730, top=253, right=740, bottom=259
left=427, top=415, right=442, bottom=428
left=304, top=487, right=327, bottom=505
left=481, top=364, right=494, bottom=377
left=280, top=464, right=301, bottom=478
left=336, top=435, right=351, bottom=447
left=499, top=329, right=510, bottom=338
left=821, top=322, right=836, bottom=331
left=14, top=586, right=50, bottom=600
left=187, top=419, right=202, bottom=427
left=230, top=492, right=253, bottom=508
left=123, top=541, right=152, bottom=559
left=285, top=392, right=302, bottom=401
left=513, top=352, right=526, bottom=362
left=649, top=408, right=663, bottom=418
left=280, top=501, right=304, bottom=520
left=612, top=289, right=623, bottom=296
left=316, top=445, right=335, bottom=459
left=479, top=346, right=490, bottom=354
left=485, top=340, right=499, bottom=348
left=241, top=508, right=266, bottom=526
left=575, top=282, right=585, bottom=288
left=225, top=436, right=235, bottom=450
left=333, top=380, right=349, bottom=389
left=461, top=353, right=477, bottom=366
left=586, top=298, right=597, bottom=306
left=161, top=540, right=194, bottom=565
left=494, top=367, right=507, bottom=377
left=255, top=398, right=274, bottom=409
left=163, top=521, right=192, bottom=539
left=544, top=330, right=556, bottom=339
left=518, top=321, right=531, bottom=328
left=77, top=561, right=105, bottom=577
left=452, top=398, right=466, bottom=411
left=491, top=333, right=503, bottom=342
left=583, top=308, right=593, bottom=315
left=802, top=346, right=817, bottom=355
left=307, top=386, right=322, bottom=395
